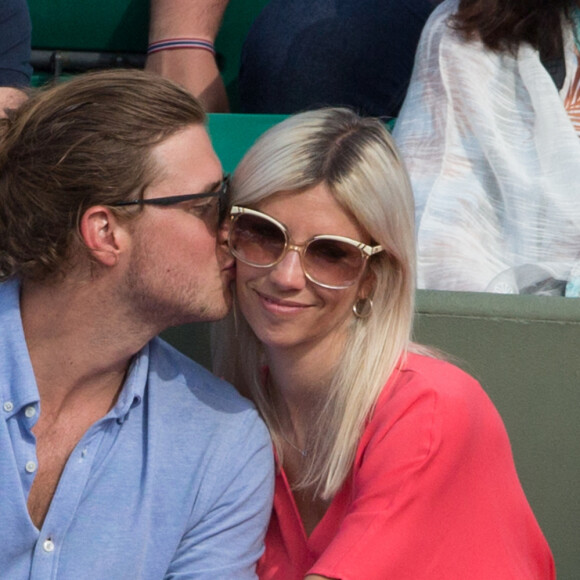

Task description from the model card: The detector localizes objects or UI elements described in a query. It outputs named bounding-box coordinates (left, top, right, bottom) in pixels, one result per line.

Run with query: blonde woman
left=213, top=108, right=554, bottom=579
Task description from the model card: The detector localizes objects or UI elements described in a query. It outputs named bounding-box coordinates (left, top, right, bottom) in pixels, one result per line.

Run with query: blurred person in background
left=146, top=0, right=443, bottom=116
left=0, top=0, right=32, bottom=115
left=394, top=0, right=580, bottom=295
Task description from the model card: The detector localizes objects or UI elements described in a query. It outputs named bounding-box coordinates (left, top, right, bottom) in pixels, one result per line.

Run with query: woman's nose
left=269, top=248, right=307, bottom=289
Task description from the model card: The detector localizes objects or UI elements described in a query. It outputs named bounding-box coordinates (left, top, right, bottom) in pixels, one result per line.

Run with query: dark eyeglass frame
left=110, top=175, right=230, bottom=221
left=228, top=205, right=384, bottom=289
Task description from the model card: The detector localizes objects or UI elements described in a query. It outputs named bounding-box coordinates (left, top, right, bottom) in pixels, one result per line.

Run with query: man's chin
left=211, top=290, right=234, bottom=321
left=195, top=289, right=233, bottom=324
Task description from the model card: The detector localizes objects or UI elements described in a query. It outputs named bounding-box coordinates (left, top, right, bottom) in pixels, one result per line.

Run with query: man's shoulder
left=146, top=336, right=256, bottom=416
left=139, top=337, right=271, bottom=471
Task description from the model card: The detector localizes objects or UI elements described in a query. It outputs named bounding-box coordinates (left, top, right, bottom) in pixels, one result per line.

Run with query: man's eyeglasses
left=228, top=205, right=383, bottom=290
left=111, top=175, right=230, bottom=224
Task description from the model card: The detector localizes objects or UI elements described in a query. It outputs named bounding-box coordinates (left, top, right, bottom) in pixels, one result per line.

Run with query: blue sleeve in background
left=0, top=0, right=32, bottom=87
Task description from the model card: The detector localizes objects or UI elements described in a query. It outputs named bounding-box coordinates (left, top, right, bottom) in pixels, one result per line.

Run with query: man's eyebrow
left=198, top=176, right=225, bottom=194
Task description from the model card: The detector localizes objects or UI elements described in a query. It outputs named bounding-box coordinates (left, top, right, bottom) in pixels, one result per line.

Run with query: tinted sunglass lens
left=230, top=214, right=286, bottom=266
left=305, top=239, right=364, bottom=287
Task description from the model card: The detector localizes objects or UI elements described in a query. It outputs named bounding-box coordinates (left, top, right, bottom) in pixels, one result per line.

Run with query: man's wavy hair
left=0, top=69, right=205, bottom=282
left=453, top=0, right=572, bottom=57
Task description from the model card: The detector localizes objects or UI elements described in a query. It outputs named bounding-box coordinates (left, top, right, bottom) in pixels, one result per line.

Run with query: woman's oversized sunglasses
left=228, top=206, right=383, bottom=289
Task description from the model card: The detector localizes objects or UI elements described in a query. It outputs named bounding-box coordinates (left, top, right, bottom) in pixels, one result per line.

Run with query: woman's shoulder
left=359, top=352, right=508, bottom=473
left=374, top=351, right=499, bottom=432
left=418, top=0, right=464, bottom=49
left=397, top=351, right=479, bottom=390
left=411, top=0, right=492, bottom=72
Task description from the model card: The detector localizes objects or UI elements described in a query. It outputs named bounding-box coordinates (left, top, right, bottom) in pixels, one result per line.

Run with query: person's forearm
left=146, top=0, right=230, bottom=111
left=149, top=0, right=229, bottom=41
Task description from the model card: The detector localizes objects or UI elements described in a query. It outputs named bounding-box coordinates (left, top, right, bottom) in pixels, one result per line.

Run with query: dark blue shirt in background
left=1, top=0, right=32, bottom=87
left=238, top=0, right=443, bottom=118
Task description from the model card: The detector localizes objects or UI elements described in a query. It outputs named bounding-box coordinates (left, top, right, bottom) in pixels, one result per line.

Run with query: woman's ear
left=79, top=206, right=127, bottom=267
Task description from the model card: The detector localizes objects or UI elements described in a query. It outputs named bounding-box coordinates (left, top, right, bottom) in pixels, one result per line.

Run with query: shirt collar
left=0, top=279, right=40, bottom=418
left=111, top=343, right=149, bottom=423
left=0, top=278, right=147, bottom=423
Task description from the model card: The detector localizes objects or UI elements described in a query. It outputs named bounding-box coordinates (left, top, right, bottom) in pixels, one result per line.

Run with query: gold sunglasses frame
left=228, top=205, right=383, bottom=289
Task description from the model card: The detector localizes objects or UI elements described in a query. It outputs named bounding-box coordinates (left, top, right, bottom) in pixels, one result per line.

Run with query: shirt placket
left=28, top=422, right=112, bottom=580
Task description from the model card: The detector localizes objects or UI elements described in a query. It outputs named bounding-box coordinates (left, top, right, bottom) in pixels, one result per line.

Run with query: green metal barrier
left=29, top=0, right=148, bottom=52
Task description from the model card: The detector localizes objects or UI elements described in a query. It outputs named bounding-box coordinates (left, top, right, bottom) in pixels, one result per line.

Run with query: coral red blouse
left=257, top=354, right=555, bottom=580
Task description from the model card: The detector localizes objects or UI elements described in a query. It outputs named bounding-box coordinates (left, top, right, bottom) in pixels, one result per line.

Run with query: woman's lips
left=255, top=289, right=311, bottom=314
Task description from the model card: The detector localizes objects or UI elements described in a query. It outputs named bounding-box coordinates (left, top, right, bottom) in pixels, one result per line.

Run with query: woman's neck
left=265, top=334, right=343, bottom=412
left=266, top=355, right=327, bottom=436
left=265, top=322, right=347, bottom=392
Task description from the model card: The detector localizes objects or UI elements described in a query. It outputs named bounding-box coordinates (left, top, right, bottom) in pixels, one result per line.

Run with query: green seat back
left=29, top=0, right=149, bottom=52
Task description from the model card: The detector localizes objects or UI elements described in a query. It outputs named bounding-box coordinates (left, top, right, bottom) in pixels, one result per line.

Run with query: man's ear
left=79, top=206, right=128, bottom=267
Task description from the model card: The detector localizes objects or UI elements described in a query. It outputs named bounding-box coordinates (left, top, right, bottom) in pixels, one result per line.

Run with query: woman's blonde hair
left=212, top=108, right=417, bottom=499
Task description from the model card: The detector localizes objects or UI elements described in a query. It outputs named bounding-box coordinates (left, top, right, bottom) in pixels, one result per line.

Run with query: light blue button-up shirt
left=0, top=279, right=274, bottom=579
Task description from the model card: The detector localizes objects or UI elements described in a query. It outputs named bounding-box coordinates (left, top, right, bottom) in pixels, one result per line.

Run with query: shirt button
left=43, top=539, right=55, bottom=552
left=3, top=401, right=14, bottom=412
left=25, top=406, right=37, bottom=418
left=25, top=461, right=37, bottom=473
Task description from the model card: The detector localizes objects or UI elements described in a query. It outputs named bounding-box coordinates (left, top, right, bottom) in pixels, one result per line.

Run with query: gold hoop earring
left=353, top=297, right=373, bottom=319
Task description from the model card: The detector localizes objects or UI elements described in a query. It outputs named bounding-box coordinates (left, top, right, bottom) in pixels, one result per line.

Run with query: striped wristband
left=147, top=38, right=216, bottom=55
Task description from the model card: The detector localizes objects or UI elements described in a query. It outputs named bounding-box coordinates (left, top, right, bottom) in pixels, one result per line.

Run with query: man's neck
left=19, top=276, right=152, bottom=414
